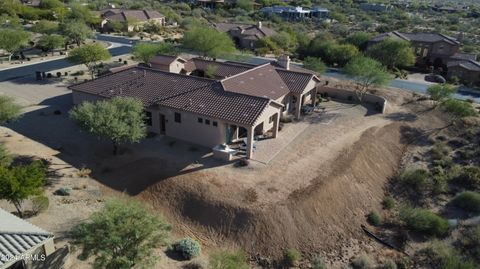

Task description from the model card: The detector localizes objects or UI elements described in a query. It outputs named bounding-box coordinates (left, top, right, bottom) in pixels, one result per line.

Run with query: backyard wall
left=318, top=87, right=388, bottom=113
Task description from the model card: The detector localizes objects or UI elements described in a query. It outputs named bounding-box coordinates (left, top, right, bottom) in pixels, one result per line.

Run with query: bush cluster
left=175, top=237, right=201, bottom=260
left=400, top=208, right=449, bottom=237
left=452, top=191, right=480, bottom=213
left=284, top=248, right=301, bottom=267
left=367, top=211, right=382, bottom=226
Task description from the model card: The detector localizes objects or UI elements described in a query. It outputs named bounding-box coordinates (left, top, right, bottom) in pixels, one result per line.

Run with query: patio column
left=295, top=94, right=302, bottom=119
left=272, top=112, right=280, bottom=138
left=312, top=87, right=318, bottom=107
left=246, top=125, right=255, bottom=159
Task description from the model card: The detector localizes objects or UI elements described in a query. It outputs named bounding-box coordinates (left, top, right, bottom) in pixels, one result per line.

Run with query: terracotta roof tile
left=69, top=67, right=270, bottom=126
left=221, top=64, right=290, bottom=99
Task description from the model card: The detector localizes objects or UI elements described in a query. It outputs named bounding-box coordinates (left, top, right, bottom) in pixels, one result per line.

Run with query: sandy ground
left=0, top=74, right=439, bottom=268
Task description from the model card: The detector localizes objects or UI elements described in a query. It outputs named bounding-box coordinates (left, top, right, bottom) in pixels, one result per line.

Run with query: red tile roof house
left=99, top=9, right=165, bottom=32
left=69, top=55, right=320, bottom=159
left=214, top=22, right=277, bottom=50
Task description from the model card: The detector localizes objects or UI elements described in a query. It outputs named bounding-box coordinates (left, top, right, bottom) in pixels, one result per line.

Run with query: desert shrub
left=284, top=248, right=301, bottom=267
left=426, top=241, right=476, bottom=269
left=352, top=254, right=375, bottom=269
left=433, top=156, right=453, bottom=169
left=400, top=207, right=449, bottom=237
left=431, top=142, right=450, bottom=160
left=77, top=167, right=91, bottom=178
left=451, top=166, right=480, bottom=190
left=396, top=168, right=430, bottom=192
left=459, top=226, right=480, bottom=262
left=367, top=211, right=382, bottom=226
left=395, top=258, right=411, bottom=269
left=209, top=250, right=249, bottom=269
left=312, top=255, right=327, bottom=269
left=452, top=191, right=480, bottom=213
left=383, top=259, right=397, bottom=269
left=431, top=167, right=449, bottom=194
left=175, top=237, right=201, bottom=260
left=31, top=195, right=49, bottom=215
left=383, top=196, right=395, bottom=210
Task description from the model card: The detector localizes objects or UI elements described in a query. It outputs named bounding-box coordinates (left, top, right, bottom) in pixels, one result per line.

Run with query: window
left=198, top=117, right=203, bottom=123
left=213, top=121, right=218, bottom=127
left=145, top=111, right=152, bottom=126
left=174, top=112, right=181, bottom=123
left=205, top=119, right=210, bottom=125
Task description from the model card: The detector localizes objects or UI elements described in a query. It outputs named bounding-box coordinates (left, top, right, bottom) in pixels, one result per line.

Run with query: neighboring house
left=259, top=6, right=330, bottom=21
left=0, top=208, right=55, bottom=269
left=100, top=9, right=165, bottom=32
left=369, top=31, right=480, bottom=85
left=369, top=31, right=465, bottom=68
left=150, top=55, right=187, bottom=73
left=359, top=3, right=393, bottom=12
left=213, top=22, right=277, bottom=50
left=447, top=60, right=480, bottom=85
left=69, top=55, right=320, bottom=158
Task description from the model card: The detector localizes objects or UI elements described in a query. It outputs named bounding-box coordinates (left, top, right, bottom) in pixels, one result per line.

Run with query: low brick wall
left=318, top=87, right=388, bottom=114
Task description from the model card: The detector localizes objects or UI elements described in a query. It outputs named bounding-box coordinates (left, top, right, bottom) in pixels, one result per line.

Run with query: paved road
left=0, top=45, right=131, bottom=82
left=323, top=68, right=480, bottom=103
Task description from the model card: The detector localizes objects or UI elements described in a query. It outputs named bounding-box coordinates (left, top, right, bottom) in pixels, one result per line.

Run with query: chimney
left=258, top=21, right=262, bottom=29
left=278, top=55, right=290, bottom=70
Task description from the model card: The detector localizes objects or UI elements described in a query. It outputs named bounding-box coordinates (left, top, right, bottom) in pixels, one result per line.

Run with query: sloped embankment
left=143, top=122, right=407, bottom=259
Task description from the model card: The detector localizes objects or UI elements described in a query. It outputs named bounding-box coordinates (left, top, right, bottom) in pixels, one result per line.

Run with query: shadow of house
left=6, top=94, right=226, bottom=195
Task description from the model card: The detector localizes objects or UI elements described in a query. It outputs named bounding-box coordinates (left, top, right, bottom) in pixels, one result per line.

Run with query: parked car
left=425, top=74, right=446, bottom=83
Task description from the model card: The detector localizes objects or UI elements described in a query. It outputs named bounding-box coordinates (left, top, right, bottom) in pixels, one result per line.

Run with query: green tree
left=236, top=0, right=254, bottom=12
left=210, top=250, right=250, bottom=269
left=132, top=42, right=177, bottom=64
left=344, top=32, right=372, bottom=51
left=182, top=27, right=236, bottom=59
left=0, top=161, right=47, bottom=217
left=39, top=0, right=63, bottom=9
left=427, top=84, right=457, bottom=103
left=31, top=20, right=59, bottom=34
left=69, top=97, right=147, bottom=155
left=0, top=28, right=30, bottom=61
left=330, top=44, right=358, bottom=67
left=0, top=95, right=22, bottom=124
left=367, top=38, right=415, bottom=69
left=344, top=56, right=391, bottom=102
left=60, top=20, right=94, bottom=46
left=71, top=198, right=171, bottom=269
left=67, top=43, right=111, bottom=79
left=36, top=34, right=65, bottom=55
left=68, top=3, right=100, bottom=25
left=330, top=11, right=348, bottom=23
left=303, top=57, right=326, bottom=74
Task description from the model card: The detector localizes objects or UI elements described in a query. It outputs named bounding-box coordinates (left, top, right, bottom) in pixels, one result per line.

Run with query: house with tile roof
left=69, top=55, right=320, bottom=158
left=447, top=60, right=480, bottom=85
left=368, top=31, right=479, bottom=85
left=100, top=9, right=165, bottom=32
left=0, top=208, right=55, bottom=269
left=368, top=31, right=464, bottom=69
left=213, top=22, right=277, bottom=50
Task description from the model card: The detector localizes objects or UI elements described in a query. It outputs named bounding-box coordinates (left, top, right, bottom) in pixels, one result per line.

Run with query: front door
left=159, top=114, right=166, bottom=134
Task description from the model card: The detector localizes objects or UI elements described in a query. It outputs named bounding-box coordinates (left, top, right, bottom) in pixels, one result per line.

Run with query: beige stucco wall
left=253, top=102, right=282, bottom=133
left=146, top=106, right=227, bottom=147
left=318, top=87, right=388, bottom=113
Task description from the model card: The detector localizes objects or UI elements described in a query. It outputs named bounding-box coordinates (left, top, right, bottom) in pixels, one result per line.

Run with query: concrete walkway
left=251, top=102, right=350, bottom=164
